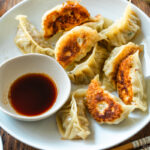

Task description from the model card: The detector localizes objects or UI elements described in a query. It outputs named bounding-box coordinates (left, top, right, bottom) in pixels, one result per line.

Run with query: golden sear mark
left=86, top=79, right=123, bottom=123
left=111, top=43, right=143, bottom=87
left=55, top=26, right=100, bottom=69
left=57, top=34, right=81, bottom=68
left=42, top=1, right=90, bottom=38
left=117, top=55, right=133, bottom=105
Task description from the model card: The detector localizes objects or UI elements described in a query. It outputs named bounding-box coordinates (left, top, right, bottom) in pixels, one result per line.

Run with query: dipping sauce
left=8, top=73, right=57, bottom=116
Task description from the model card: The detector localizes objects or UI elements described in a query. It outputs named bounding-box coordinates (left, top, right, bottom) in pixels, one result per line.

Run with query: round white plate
left=0, top=0, right=150, bottom=149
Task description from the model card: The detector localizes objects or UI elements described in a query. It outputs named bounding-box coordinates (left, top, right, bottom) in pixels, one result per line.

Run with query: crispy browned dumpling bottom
left=42, top=1, right=90, bottom=38
left=117, top=51, right=147, bottom=111
left=55, top=26, right=100, bottom=69
left=117, top=55, right=133, bottom=105
left=103, top=42, right=143, bottom=89
left=86, top=77, right=124, bottom=123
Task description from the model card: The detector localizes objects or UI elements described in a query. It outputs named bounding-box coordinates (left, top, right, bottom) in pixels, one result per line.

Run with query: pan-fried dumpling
left=42, top=1, right=90, bottom=38
left=117, top=51, right=147, bottom=111
left=15, top=15, right=54, bottom=56
left=56, top=89, right=90, bottom=140
left=103, top=17, right=114, bottom=29
left=55, top=26, right=101, bottom=69
left=68, top=43, right=109, bottom=84
left=82, top=15, right=113, bottom=32
left=103, top=42, right=143, bottom=89
left=86, top=75, right=134, bottom=124
left=82, top=15, right=104, bottom=32
left=100, top=4, right=140, bottom=47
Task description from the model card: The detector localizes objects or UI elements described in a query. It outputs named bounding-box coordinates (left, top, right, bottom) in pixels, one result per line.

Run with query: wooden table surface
left=0, top=0, right=150, bottom=150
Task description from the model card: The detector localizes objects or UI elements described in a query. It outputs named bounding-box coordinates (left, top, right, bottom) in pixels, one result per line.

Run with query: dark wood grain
left=132, top=0, right=150, bottom=17
left=0, top=0, right=150, bottom=150
left=0, top=0, right=21, bottom=17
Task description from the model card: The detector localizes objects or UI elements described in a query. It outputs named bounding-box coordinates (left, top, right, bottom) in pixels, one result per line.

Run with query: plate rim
left=0, top=0, right=150, bottom=149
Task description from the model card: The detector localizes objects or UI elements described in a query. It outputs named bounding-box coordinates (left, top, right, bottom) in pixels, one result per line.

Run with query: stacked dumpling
left=86, top=75, right=134, bottom=124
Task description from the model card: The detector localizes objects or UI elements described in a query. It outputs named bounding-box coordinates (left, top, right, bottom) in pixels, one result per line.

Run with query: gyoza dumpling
left=117, top=51, right=147, bottom=111
left=103, top=17, right=114, bottom=29
left=82, top=15, right=104, bottom=32
left=100, top=4, right=140, bottom=47
left=68, top=43, right=109, bottom=84
left=42, top=1, right=90, bottom=38
left=55, top=26, right=102, bottom=69
left=86, top=75, right=134, bottom=124
left=15, top=15, right=54, bottom=56
left=103, top=42, right=143, bottom=89
left=82, top=15, right=113, bottom=32
left=56, top=89, right=90, bottom=140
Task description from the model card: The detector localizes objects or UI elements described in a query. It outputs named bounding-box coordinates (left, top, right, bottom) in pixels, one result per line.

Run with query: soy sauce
left=8, top=73, right=57, bottom=116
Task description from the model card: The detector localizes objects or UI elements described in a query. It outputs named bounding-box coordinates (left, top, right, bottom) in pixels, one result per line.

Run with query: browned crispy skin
left=56, top=34, right=80, bottom=68
left=86, top=79, right=123, bottom=123
left=111, top=44, right=143, bottom=87
left=55, top=26, right=100, bottom=69
left=43, top=1, right=90, bottom=37
left=117, top=55, right=133, bottom=105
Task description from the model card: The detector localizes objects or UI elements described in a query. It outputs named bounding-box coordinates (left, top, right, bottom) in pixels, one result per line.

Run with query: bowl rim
left=0, top=53, right=71, bottom=121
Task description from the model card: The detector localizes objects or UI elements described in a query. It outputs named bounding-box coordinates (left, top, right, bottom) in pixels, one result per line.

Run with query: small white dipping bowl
left=0, top=54, right=71, bottom=121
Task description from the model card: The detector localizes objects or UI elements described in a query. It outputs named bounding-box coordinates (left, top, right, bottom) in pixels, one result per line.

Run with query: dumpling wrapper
left=86, top=75, right=134, bottom=124
left=68, top=43, right=109, bottom=84
left=55, top=26, right=102, bottom=69
left=15, top=15, right=54, bottom=56
left=56, top=89, right=90, bottom=140
left=42, top=1, right=90, bottom=38
left=82, top=15, right=113, bottom=33
left=103, top=42, right=143, bottom=90
left=100, top=4, right=140, bottom=47
left=82, top=16, right=114, bottom=52
left=117, top=51, right=147, bottom=111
